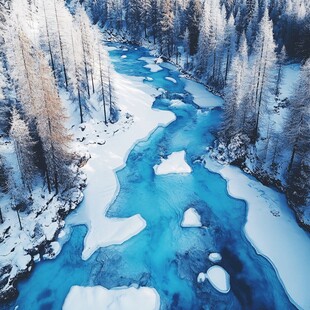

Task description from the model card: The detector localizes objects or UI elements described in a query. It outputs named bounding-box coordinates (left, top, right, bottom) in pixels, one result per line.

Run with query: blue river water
left=2, top=44, right=295, bottom=310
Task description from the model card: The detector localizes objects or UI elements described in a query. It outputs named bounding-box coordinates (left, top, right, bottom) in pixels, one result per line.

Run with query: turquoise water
left=2, top=44, right=295, bottom=310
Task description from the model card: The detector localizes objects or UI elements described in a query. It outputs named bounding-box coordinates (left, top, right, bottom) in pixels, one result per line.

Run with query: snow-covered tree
left=5, top=24, right=40, bottom=120
left=195, top=0, right=211, bottom=75
left=222, top=33, right=249, bottom=139
left=223, top=14, right=237, bottom=84
left=183, top=27, right=190, bottom=67
left=9, top=108, right=35, bottom=192
left=249, top=8, right=277, bottom=139
left=275, top=45, right=286, bottom=96
left=186, top=0, right=202, bottom=55
left=126, top=0, right=144, bottom=42
left=284, top=59, right=310, bottom=173
left=36, top=52, right=72, bottom=194
left=160, top=0, right=175, bottom=58
left=150, top=0, right=160, bottom=44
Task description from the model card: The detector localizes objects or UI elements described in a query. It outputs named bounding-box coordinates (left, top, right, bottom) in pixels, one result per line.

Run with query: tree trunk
left=0, top=207, right=3, bottom=224
left=254, top=60, right=267, bottom=139
left=43, top=0, right=56, bottom=80
left=71, top=31, right=83, bottom=123
left=224, top=50, right=230, bottom=85
left=288, top=144, right=297, bottom=173
left=98, top=47, right=108, bottom=125
left=81, top=31, right=90, bottom=98
left=54, top=0, right=68, bottom=90
left=17, top=209, right=22, bottom=230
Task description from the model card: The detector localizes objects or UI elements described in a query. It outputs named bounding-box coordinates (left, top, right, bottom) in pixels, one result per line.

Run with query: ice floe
left=181, top=208, right=202, bottom=227
left=63, top=286, right=160, bottom=310
left=153, top=150, right=192, bottom=175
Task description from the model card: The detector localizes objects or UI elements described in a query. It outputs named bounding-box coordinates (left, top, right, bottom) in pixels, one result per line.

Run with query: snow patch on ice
left=139, top=57, right=163, bottom=72
left=204, top=157, right=310, bottom=309
left=63, top=285, right=160, bottom=310
left=165, top=77, right=177, bottom=84
left=197, top=272, right=207, bottom=283
left=208, top=252, right=222, bottom=263
left=181, top=208, right=202, bottom=227
left=121, top=55, right=127, bottom=59
left=153, top=151, right=192, bottom=175
left=183, top=79, right=223, bottom=108
left=170, top=99, right=185, bottom=107
left=67, top=73, right=176, bottom=260
left=206, top=265, right=230, bottom=293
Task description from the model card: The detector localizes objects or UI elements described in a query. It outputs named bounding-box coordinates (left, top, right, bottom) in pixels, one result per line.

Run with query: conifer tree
left=160, top=0, right=175, bottom=58
left=284, top=59, right=310, bottom=173
left=36, top=52, right=72, bottom=194
left=9, top=108, right=35, bottom=192
left=250, top=8, right=276, bottom=139
left=186, top=0, right=202, bottom=55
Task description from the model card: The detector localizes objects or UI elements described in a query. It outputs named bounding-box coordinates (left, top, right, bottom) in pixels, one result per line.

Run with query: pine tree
left=222, top=34, right=249, bottom=139
left=9, top=108, right=35, bottom=192
left=285, top=59, right=310, bottom=173
left=223, top=14, right=236, bottom=85
left=186, top=0, right=202, bottom=55
left=196, top=0, right=211, bottom=75
left=183, top=28, right=190, bottom=67
left=160, top=0, right=175, bottom=58
left=275, top=45, right=286, bottom=97
left=126, top=0, right=143, bottom=42
left=36, top=52, right=72, bottom=194
left=250, top=8, right=277, bottom=139
left=150, top=0, right=160, bottom=44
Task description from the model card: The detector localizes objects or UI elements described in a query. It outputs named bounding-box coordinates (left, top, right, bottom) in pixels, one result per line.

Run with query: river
left=4, top=43, right=295, bottom=310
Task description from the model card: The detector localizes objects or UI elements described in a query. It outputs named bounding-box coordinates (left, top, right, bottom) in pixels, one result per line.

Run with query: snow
left=165, top=77, right=177, bottom=84
left=181, top=208, right=202, bottom=227
left=63, top=286, right=160, bottom=310
left=208, top=253, right=222, bottom=263
left=204, top=157, right=310, bottom=309
left=183, top=79, right=223, bottom=108
left=121, top=55, right=127, bottom=59
left=170, top=99, right=185, bottom=107
left=139, top=57, right=163, bottom=72
left=67, top=73, right=176, bottom=260
left=197, top=272, right=207, bottom=283
left=206, top=266, right=230, bottom=293
left=0, top=136, right=84, bottom=294
left=153, top=151, right=192, bottom=175
left=144, top=77, right=154, bottom=82
left=280, top=64, right=300, bottom=100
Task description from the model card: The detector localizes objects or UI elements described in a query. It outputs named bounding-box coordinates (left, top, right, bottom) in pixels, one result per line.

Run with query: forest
left=0, top=0, right=309, bottom=307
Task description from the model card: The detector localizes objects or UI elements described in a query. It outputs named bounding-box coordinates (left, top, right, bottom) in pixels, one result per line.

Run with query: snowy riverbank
left=66, top=70, right=175, bottom=260
left=204, top=157, right=310, bottom=309
left=0, top=157, right=86, bottom=302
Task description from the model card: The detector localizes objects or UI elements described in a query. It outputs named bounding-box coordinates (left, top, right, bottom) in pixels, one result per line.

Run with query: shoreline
left=66, top=70, right=176, bottom=260
left=204, top=157, right=310, bottom=310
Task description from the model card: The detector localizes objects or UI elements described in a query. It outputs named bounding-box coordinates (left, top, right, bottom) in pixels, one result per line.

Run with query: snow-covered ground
left=153, top=150, right=192, bottom=175
left=280, top=64, right=300, bottom=100
left=204, top=157, right=310, bottom=309
left=67, top=72, right=176, bottom=260
left=181, top=208, right=202, bottom=227
left=63, top=285, right=160, bottom=310
left=182, top=79, right=223, bottom=108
